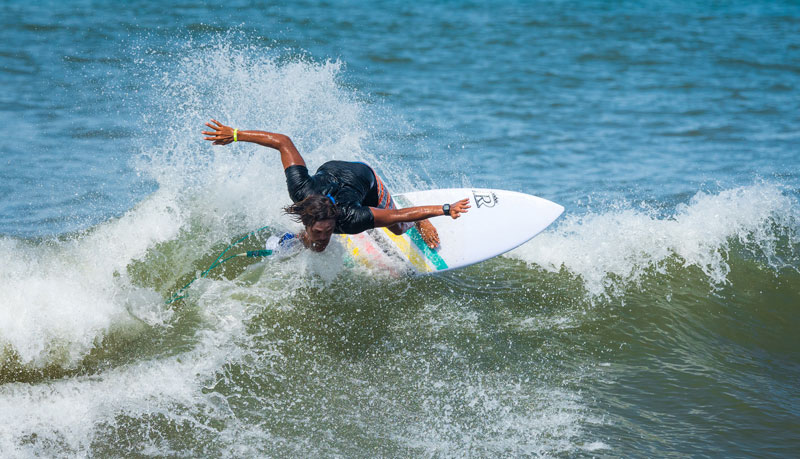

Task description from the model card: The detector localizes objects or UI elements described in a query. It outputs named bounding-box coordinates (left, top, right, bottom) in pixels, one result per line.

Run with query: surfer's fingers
left=214, top=120, right=231, bottom=131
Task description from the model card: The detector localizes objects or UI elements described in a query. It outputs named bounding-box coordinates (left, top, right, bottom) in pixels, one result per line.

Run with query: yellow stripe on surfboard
left=341, top=231, right=434, bottom=273
left=379, top=228, right=433, bottom=272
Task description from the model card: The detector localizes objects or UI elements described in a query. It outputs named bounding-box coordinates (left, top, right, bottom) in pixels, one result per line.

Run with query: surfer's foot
left=416, top=219, right=439, bottom=249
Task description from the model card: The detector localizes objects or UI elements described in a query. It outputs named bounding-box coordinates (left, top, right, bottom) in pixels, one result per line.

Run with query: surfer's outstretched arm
left=371, top=198, right=470, bottom=227
left=202, top=119, right=305, bottom=169
left=372, top=198, right=470, bottom=248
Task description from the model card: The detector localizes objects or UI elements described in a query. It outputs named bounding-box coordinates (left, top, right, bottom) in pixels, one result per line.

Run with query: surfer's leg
left=387, top=221, right=414, bottom=235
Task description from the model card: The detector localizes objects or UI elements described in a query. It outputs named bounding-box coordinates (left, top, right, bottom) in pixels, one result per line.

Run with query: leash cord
left=165, top=225, right=274, bottom=304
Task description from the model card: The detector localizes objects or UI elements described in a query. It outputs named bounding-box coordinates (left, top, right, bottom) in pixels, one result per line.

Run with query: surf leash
left=165, top=225, right=275, bottom=305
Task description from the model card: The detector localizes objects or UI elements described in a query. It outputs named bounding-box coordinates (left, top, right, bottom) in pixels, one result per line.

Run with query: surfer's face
left=305, top=219, right=336, bottom=252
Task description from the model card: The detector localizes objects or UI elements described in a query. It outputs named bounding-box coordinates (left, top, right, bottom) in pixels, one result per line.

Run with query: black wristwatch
left=442, top=203, right=451, bottom=216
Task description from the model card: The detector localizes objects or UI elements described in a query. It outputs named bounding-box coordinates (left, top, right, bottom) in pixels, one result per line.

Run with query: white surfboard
left=339, top=188, right=564, bottom=274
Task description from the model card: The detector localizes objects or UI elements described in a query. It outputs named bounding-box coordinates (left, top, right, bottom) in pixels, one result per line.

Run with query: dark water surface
left=1, top=0, right=799, bottom=456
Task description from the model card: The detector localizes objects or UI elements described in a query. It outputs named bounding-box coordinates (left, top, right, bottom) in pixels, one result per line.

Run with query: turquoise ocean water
left=1, top=0, right=799, bottom=456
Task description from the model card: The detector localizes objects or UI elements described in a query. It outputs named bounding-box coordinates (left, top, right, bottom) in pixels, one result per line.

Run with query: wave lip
left=509, top=183, right=799, bottom=298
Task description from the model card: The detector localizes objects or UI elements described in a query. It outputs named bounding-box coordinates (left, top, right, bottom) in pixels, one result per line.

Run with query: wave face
left=2, top=1, right=800, bottom=457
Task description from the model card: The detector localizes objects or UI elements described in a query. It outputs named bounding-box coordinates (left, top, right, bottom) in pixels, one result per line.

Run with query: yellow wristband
left=233, top=128, right=238, bottom=142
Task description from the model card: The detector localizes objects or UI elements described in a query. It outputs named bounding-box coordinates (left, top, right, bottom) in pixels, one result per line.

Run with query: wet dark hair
left=284, top=194, right=338, bottom=227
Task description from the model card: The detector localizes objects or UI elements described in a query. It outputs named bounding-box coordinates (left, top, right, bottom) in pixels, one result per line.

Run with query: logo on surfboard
left=472, top=190, right=499, bottom=208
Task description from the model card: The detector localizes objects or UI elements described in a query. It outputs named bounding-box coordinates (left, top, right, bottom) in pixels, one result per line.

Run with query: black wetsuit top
left=285, top=161, right=379, bottom=234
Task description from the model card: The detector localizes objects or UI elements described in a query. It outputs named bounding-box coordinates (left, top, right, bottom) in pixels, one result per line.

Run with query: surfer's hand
left=202, top=119, right=235, bottom=145
left=449, top=198, right=470, bottom=219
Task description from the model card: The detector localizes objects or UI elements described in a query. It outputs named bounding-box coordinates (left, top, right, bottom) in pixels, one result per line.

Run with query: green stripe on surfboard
left=406, top=227, right=448, bottom=270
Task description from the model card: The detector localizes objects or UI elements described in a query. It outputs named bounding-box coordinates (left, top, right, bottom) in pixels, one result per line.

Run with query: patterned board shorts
left=373, top=168, right=396, bottom=210
left=368, top=165, right=414, bottom=232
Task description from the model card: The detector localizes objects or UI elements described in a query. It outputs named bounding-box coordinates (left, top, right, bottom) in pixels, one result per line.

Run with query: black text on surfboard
left=472, top=190, right=499, bottom=208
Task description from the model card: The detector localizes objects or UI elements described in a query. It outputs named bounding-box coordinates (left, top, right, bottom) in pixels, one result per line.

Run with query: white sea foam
left=0, top=191, right=182, bottom=368
left=0, top=286, right=256, bottom=456
left=508, top=183, right=800, bottom=298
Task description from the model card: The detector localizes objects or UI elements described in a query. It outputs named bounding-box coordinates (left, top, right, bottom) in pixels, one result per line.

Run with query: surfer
left=202, top=119, right=470, bottom=252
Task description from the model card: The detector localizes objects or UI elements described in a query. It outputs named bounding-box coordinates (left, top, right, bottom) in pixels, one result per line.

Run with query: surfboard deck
left=339, top=188, right=564, bottom=274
